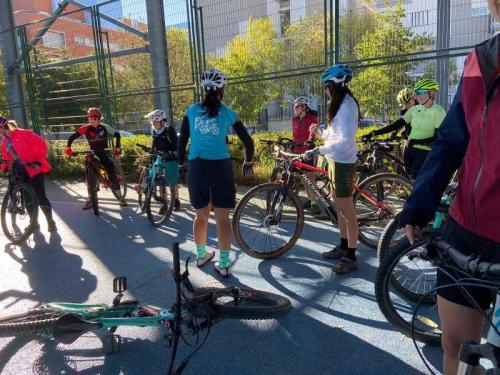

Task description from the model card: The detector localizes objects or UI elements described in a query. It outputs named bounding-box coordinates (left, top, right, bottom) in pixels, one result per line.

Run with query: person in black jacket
left=144, top=109, right=181, bottom=211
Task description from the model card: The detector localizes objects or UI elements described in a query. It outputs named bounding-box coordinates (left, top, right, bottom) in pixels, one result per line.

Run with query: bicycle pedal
left=113, top=277, right=127, bottom=293
left=103, top=334, right=122, bottom=354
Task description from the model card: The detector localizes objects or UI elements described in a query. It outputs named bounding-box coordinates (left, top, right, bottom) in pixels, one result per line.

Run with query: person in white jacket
left=303, top=64, right=360, bottom=274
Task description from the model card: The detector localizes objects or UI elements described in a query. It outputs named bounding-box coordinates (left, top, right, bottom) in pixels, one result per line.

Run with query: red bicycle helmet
left=87, top=107, right=102, bottom=119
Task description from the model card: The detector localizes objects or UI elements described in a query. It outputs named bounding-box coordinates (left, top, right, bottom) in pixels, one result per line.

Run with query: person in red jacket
left=399, top=1, right=500, bottom=373
left=0, top=116, right=57, bottom=232
left=291, top=96, right=320, bottom=215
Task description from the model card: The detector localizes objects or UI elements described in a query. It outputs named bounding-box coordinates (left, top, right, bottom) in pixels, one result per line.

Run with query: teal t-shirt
left=186, top=103, right=238, bottom=160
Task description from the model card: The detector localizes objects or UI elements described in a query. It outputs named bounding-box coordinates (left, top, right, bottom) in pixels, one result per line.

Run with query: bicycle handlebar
left=430, top=239, right=500, bottom=278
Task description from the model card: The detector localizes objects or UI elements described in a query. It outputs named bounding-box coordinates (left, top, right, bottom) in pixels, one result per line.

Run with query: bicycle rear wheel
left=375, top=241, right=440, bottom=345
left=0, top=309, right=63, bottom=338
left=1, top=183, right=39, bottom=244
left=353, top=173, right=412, bottom=249
left=145, top=179, right=175, bottom=226
left=193, top=288, right=291, bottom=320
left=233, top=183, right=304, bottom=259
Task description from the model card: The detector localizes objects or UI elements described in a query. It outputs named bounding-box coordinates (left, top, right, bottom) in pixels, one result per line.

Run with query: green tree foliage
left=210, top=18, right=283, bottom=123
left=349, top=0, right=434, bottom=119
left=113, top=28, right=193, bottom=122
left=0, top=59, right=6, bottom=111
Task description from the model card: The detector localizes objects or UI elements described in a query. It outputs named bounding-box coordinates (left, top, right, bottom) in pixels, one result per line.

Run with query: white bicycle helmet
left=293, top=96, right=311, bottom=108
left=144, top=109, right=167, bottom=122
left=200, top=68, right=227, bottom=91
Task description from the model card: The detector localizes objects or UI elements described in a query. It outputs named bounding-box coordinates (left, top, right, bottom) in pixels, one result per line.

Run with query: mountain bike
left=0, top=160, right=40, bottom=244
left=356, top=138, right=409, bottom=183
left=232, top=147, right=412, bottom=258
left=0, top=242, right=291, bottom=374
left=73, top=150, right=127, bottom=216
left=135, top=144, right=176, bottom=226
left=385, top=238, right=500, bottom=375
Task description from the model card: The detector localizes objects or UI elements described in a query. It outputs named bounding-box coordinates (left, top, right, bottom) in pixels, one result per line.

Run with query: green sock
left=196, top=243, right=206, bottom=259
left=219, top=250, right=230, bottom=269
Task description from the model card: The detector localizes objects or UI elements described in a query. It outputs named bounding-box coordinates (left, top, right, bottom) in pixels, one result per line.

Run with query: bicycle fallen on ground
left=0, top=242, right=291, bottom=374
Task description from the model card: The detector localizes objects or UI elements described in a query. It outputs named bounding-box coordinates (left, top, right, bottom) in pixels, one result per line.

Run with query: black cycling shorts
left=403, top=146, right=429, bottom=180
left=187, top=158, right=236, bottom=209
left=437, top=218, right=500, bottom=310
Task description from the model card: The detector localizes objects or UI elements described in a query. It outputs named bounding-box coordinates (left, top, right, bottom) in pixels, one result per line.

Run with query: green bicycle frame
left=42, top=302, right=182, bottom=328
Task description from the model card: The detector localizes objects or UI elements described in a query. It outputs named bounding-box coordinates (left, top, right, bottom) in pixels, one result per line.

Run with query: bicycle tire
left=112, top=159, right=127, bottom=199
left=192, top=288, right=291, bottom=320
left=353, top=173, right=412, bottom=249
left=375, top=241, right=441, bottom=345
left=86, top=166, right=99, bottom=216
left=1, top=183, right=39, bottom=244
left=137, top=167, right=148, bottom=213
left=377, top=216, right=402, bottom=261
left=145, top=180, right=175, bottom=226
left=233, top=183, right=304, bottom=259
left=0, top=309, right=63, bottom=338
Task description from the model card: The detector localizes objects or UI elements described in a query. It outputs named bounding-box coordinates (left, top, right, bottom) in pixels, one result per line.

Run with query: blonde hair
left=6, top=120, right=18, bottom=131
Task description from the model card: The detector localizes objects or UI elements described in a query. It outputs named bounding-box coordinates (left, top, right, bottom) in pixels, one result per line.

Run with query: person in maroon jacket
left=399, top=1, right=500, bottom=373
left=291, top=96, right=320, bottom=215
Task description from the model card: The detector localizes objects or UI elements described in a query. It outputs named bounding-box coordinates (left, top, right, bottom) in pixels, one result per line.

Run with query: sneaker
left=174, top=199, right=181, bottom=212
left=47, top=220, right=57, bottom=233
left=322, top=246, right=346, bottom=260
left=158, top=204, right=167, bottom=216
left=214, top=262, right=230, bottom=277
left=82, top=200, right=93, bottom=210
left=303, top=200, right=312, bottom=209
left=310, top=203, right=321, bottom=215
left=119, top=198, right=128, bottom=207
left=196, top=250, right=215, bottom=268
left=333, top=257, right=358, bottom=274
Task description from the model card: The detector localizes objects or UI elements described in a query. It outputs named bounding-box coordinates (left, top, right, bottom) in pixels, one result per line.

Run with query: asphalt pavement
left=0, top=180, right=442, bottom=374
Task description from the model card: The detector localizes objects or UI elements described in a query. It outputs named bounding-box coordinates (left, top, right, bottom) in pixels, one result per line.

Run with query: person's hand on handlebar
left=398, top=208, right=435, bottom=245
left=65, top=147, right=73, bottom=157
left=301, top=147, right=320, bottom=161
left=242, top=161, right=254, bottom=177
left=361, top=132, right=374, bottom=142
left=114, top=148, right=121, bottom=157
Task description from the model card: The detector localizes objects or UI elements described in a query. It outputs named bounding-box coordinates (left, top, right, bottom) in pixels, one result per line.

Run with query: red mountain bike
left=232, top=148, right=412, bottom=259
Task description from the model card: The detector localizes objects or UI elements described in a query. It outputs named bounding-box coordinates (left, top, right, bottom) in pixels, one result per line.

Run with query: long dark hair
left=326, top=82, right=360, bottom=123
left=201, top=89, right=223, bottom=118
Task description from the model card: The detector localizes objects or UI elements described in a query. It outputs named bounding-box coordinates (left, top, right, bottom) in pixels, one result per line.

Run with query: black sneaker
left=47, top=220, right=57, bottom=233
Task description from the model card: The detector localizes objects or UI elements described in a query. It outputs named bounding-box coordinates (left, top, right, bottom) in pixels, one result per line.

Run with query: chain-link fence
left=0, top=0, right=498, bottom=136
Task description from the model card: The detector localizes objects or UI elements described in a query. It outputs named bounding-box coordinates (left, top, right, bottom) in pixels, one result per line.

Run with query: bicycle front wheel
left=375, top=241, right=440, bottom=345
left=233, top=183, right=304, bottom=259
left=113, top=159, right=127, bottom=199
left=136, top=167, right=148, bottom=213
left=86, top=167, right=99, bottom=216
left=353, top=173, right=412, bottom=249
left=193, top=288, right=291, bottom=320
left=145, top=179, right=175, bottom=226
left=1, top=183, right=39, bottom=244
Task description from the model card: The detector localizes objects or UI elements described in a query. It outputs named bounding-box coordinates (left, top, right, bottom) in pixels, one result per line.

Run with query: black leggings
left=95, top=152, right=119, bottom=191
left=15, top=164, right=53, bottom=223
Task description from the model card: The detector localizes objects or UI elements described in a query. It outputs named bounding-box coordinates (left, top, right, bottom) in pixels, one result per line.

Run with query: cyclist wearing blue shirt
left=178, top=68, right=254, bottom=277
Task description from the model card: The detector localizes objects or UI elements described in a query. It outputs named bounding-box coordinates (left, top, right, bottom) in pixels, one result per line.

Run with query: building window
left=74, top=36, right=94, bottom=47
left=410, top=10, right=429, bottom=27
left=43, top=31, right=66, bottom=49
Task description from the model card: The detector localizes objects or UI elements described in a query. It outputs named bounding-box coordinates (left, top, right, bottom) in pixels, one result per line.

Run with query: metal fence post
left=0, top=0, right=27, bottom=127
left=146, top=0, right=174, bottom=126
left=436, top=0, right=451, bottom=108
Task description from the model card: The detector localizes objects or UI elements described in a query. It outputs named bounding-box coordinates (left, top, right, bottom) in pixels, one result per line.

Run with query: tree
left=0, top=59, right=7, bottom=111
left=349, top=0, right=434, bottom=119
left=210, top=17, right=283, bottom=123
left=112, top=28, right=193, bottom=122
